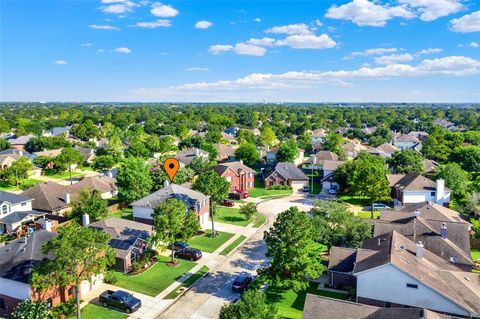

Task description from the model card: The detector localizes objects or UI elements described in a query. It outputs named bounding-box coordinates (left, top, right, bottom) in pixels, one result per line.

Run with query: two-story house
left=0, top=191, right=46, bottom=235
left=131, top=183, right=210, bottom=228
left=213, top=161, right=255, bottom=192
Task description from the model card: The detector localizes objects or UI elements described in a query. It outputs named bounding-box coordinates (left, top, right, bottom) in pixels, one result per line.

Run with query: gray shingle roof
left=0, top=210, right=46, bottom=225
left=8, top=134, right=35, bottom=145
left=0, top=190, right=32, bottom=205
left=131, top=183, right=209, bottom=209
left=273, top=162, right=308, bottom=180
left=175, top=148, right=209, bottom=165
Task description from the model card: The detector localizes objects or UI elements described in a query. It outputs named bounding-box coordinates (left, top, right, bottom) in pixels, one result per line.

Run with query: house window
left=0, top=298, right=5, bottom=309
left=46, top=298, right=53, bottom=307
left=68, top=287, right=74, bottom=296
left=1, top=205, right=7, bottom=215
left=430, top=192, right=436, bottom=197
left=226, top=176, right=232, bottom=182
left=406, top=283, right=418, bottom=289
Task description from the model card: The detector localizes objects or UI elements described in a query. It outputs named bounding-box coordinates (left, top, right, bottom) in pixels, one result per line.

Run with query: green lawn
left=78, top=303, right=128, bottom=319
left=249, top=188, right=292, bottom=198
left=356, top=211, right=381, bottom=219
left=337, top=195, right=371, bottom=206
left=188, top=230, right=235, bottom=253
left=45, top=171, right=85, bottom=180
left=253, top=212, right=267, bottom=228
left=164, top=266, right=209, bottom=299
left=265, top=282, right=346, bottom=319
left=108, top=256, right=196, bottom=296
left=107, top=208, right=133, bottom=220
left=215, top=207, right=251, bottom=226
left=219, top=235, right=247, bottom=255
left=0, top=179, right=42, bottom=191
left=472, top=248, right=480, bottom=261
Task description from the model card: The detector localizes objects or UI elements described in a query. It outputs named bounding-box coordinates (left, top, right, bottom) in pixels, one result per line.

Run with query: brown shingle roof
left=212, top=161, right=254, bottom=177
left=69, top=175, right=117, bottom=194
left=21, top=182, right=69, bottom=212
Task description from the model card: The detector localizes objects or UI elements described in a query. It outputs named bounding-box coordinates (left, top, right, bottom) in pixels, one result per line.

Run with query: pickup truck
left=99, top=290, right=141, bottom=313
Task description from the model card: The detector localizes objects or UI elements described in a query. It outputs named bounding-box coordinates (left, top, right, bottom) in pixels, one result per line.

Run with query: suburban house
left=7, top=135, right=35, bottom=151
left=266, top=146, right=305, bottom=166
left=302, top=294, right=455, bottom=319
left=311, top=128, right=327, bottom=148
left=0, top=191, right=46, bottom=236
left=0, top=153, right=21, bottom=169
left=374, top=201, right=474, bottom=271
left=328, top=231, right=480, bottom=318
left=342, top=141, right=367, bottom=159
left=175, top=148, right=209, bottom=167
left=393, top=134, right=422, bottom=151
left=221, top=132, right=238, bottom=145
left=264, top=162, right=308, bottom=190
left=68, top=175, right=117, bottom=199
left=423, top=159, right=439, bottom=175
left=408, top=131, right=429, bottom=141
left=89, top=218, right=153, bottom=273
left=214, top=143, right=236, bottom=162
left=213, top=161, right=255, bottom=192
left=387, top=173, right=450, bottom=206
left=43, top=126, right=71, bottom=138
left=74, top=146, right=95, bottom=163
left=0, top=149, right=35, bottom=160
left=367, top=143, right=398, bottom=158
left=0, top=230, right=102, bottom=316
left=224, top=126, right=239, bottom=136
left=320, top=160, right=345, bottom=193
left=302, top=150, right=338, bottom=170
left=131, top=183, right=210, bottom=228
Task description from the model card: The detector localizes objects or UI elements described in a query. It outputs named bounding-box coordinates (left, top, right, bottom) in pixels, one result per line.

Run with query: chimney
left=82, top=213, right=90, bottom=226
left=107, top=171, right=113, bottom=178
left=164, top=180, right=170, bottom=187
left=19, top=150, right=23, bottom=156
left=436, top=179, right=445, bottom=205
left=416, top=241, right=424, bottom=259
left=239, top=159, right=243, bottom=164
left=43, top=219, right=52, bottom=232
left=441, top=223, right=447, bottom=239
left=64, top=192, right=71, bottom=204
left=195, top=148, right=200, bottom=156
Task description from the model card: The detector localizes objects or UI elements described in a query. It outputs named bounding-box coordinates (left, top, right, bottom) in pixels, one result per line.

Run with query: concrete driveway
left=157, top=193, right=312, bottom=319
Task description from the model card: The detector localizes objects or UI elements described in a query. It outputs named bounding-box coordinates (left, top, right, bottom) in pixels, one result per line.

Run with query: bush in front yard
left=104, top=271, right=118, bottom=285
left=267, top=185, right=292, bottom=190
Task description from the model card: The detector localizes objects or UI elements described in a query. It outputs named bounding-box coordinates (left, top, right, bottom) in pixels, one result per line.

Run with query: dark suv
left=175, top=247, right=202, bottom=261
left=232, top=275, right=253, bottom=292
left=99, top=290, right=141, bottom=313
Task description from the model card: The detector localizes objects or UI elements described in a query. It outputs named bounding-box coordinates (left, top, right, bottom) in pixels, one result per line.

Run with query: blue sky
left=1, top=0, right=479, bottom=102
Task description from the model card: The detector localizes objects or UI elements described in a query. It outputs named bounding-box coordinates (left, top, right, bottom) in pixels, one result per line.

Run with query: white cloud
left=186, top=67, right=210, bottom=71
left=89, top=24, right=119, bottom=30
left=151, top=2, right=179, bottom=17
left=417, top=48, right=443, bottom=55
left=195, top=20, right=213, bottom=29
left=97, top=49, right=105, bottom=52
left=345, top=47, right=400, bottom=59
left=234, top=43, right=267, bottom=56
left=101, top=0, right=128, bottom=3
left=53, top=60, right=67, bottom=65
left=101, top=1, right=135, bottom=14
left=469, top=42, right=479, bottom=48
left=374, top=53, right=414, bottom=65
left=114, top=47, right=131, bottom=53
left=274, top=34, right=337, bottom=49
left=325, top=0, right=415, bottom=27
left=265, top=23, right=312, bottom=35
left=254, top=18, right=262, bottom=22
left=398, top=0, right=463, bottom=21
left=135, top=19, right=171, bottom=28
left=314, top=19, right=323, bottom=26
left=450, top=11, right=480, bottom=33
left=247, top=37, right=276, bottom=46
left=81, top=43, right=93, bottom=47
left=209, top=45, right=234, bottom=55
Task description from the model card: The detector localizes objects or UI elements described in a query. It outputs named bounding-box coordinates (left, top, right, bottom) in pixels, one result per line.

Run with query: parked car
left=228, top=192, right=241, bottom=200
left=175, top=247, right=202, bottom=261
left=302, top=185, right=310, bottom=192
left=238, top=190, right=249, bottom=199
left=99, top=290, right=141, bottom=314
left=232, top=275, right=253, bottom=292
left=221, top=199, right=235, bottom=207
left=372, top=203, right=392, bottom=210
left=229, top=190, right=249, bottom=199
left=328, top=188, right=337, bottom=195
left=170, top=241, right=189, bottom=251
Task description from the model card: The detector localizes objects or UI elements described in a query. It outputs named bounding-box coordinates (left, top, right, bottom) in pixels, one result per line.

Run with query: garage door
left=291, top=180, right=307, bottom=191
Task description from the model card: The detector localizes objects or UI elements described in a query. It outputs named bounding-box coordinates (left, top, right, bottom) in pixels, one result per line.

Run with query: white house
left=387, top=173, right=450, bottom=207
left=320, top=160, right=345, bottom=193
left=0, top=191, right=46, bottom=234
left=393, top=134, right=422, bottom=151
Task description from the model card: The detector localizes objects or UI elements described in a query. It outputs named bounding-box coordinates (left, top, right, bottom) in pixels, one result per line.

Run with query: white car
left=372, top=203, right=392, bottom=210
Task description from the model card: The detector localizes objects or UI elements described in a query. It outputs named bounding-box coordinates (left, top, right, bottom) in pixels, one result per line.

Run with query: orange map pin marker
left=164, top=158, right=180, bottom=182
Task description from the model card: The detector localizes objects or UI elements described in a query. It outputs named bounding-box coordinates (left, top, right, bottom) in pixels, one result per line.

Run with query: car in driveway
left=372, top=203, right=392, bottom=210
left=170, top=241, right=189, bottom=251
left=232, top=275, right=253, bottom=292
left=229, top=190, right=249, bottom=199
left=175, top=247, right=202, bottom=261
left=221, top=199, right=235, bottom=207
left=99, top=290, right=141, bottom=314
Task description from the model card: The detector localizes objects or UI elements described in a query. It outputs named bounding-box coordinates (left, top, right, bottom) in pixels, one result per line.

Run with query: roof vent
left=449, top=256, right=458, bottom=263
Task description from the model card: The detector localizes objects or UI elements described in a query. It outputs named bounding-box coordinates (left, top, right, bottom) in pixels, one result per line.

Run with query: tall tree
left=276, top=139, right=298, bottom=163
left=31, top=224, right=114, bottom=319
left=70, top=189, right=109, bottom=222
left=435, top=163, right=470, bottom=200
left=323, top=132, right=344, bottom=156
left=387, top=149, right=424, bottom=174
left=219, top=289, right=280, bottom=319
left=8, top=156, right=33, bottom=186
left=260, top=206, right=325, bottom=291
left=235, top=142, right=259, bottom=166
left=55, top=147, right=84, bottom=185
left=450, top=146, right=480, bottom=172
left=117, top=157, right=153, bottom=203
left=260, top=126, right=277, bottom=149
left=152, top=198, right=187, bottom=264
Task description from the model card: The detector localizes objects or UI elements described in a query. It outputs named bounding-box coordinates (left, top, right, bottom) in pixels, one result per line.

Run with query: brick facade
left=221, top=168, right=254, bottom=192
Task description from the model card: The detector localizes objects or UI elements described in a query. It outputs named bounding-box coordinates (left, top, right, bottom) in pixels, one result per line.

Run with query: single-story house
left=264, top=162, right=308, bottom=190
left=221, top=132, right=238, bottom=145
left=342, top=141, right=367, bottom=159
left=74, top=146, right=95, bottom=163
left=214, top=143, right=236, bottom=162
left=89, top=218, right=153, bottom=273
left=367, top=143, right=398, bottom=158
left=7, top=135, right=35, bottom=151
left=68, top=175, right=117, bottom=199
left=213, top=161, right=255, bottom=192
left=43, top=126, right=71, bottom=138
left=175, top=148, right=209, bottom=167
left=393, top=134, right=422, bottom=151
left=131, top=183, right=210, bottom=228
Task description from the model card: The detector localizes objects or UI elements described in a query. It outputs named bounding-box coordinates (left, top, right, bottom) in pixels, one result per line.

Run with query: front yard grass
left=337, top=195, right=371, bottom=206
left=0, top=178, right=42, bottom=191
left=188, top=230, right=235, bottom=253
left=215, top=207, right=251, bottom=226
left=219, top=235, right=247, bottom=256
left=472, top=248, right=480, bottom=261
left=78, top=303, right=128, bottom=319
left=108, top=256, right=196, bottom=297
left=45, top=170, right=85, bottom=180
left=356, top=211, right=381, bottom=219
left=164, top=266, right=209, bottom=299
left=265, top=282, right=346, bottom=319
left=253, top=211, right=267, bottom=227
left=107, top=208, right=133, bottom=220
left=249, top=188, right=292, bottom=198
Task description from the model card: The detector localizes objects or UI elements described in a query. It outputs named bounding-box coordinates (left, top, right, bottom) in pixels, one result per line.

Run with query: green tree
left=387, top=149, right=424, bottom=174
left=260, top=126, right=277, bottom=148
left=158, top=135, right=178, bottom=154
left=200, top=142, right=218, bottom=161
left=260, top=206, right=325, bottom=291
left=323, top=133, right=344, bottom=155
left=117, top=157, right=153, bottom=203
left=276, top=139, right=298, bottom=163
left=235, top=143, right=259, bottom=166
left=31, top=223, right=114, bottom=319
left=8, top=156, right=33, bottom=185
left=422, top=127, right=464, bottom=162
left=435, top=163, right=470, bottom=200
left=55, top=147, right=84, bottom=185
left=189, top=156, right=213, bottom=175
left=219, top=289, right=280, bottom=319
left=92, top=155, right=115, bottom=171
left=182, top=210, right=201, bottom=242
left=12, top=300, right=52, bottom=319
left=71, top=189, right=109, bottom=222
left=450, top=146, right=480, bottom=172
left=125, top=138, right=150, bottom=158
left=0, top=138, right=10, bottom=151
left=239, top=202, right=257, bottom=221
left=152, top=198, right=187, bottom=264
left=470, top=218, right=480, bottom=239
left=206, top=130, right=222, bottom=143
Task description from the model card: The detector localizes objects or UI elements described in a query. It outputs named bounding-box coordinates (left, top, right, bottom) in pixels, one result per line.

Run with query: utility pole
left=310, top=155, right=317, bottom=194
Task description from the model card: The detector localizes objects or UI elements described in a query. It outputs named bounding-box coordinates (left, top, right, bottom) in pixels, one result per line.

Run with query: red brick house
left=213, top=161, right=255, bottom=192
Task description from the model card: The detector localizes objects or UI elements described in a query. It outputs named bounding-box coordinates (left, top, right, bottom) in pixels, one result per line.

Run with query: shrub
left=51, top=299, right=76, bottom=319
left=103, top=271, right=118, bottom=285
left=267, top=185, right=292, bottom=190
left=12, top=300, right=51, bottom=319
